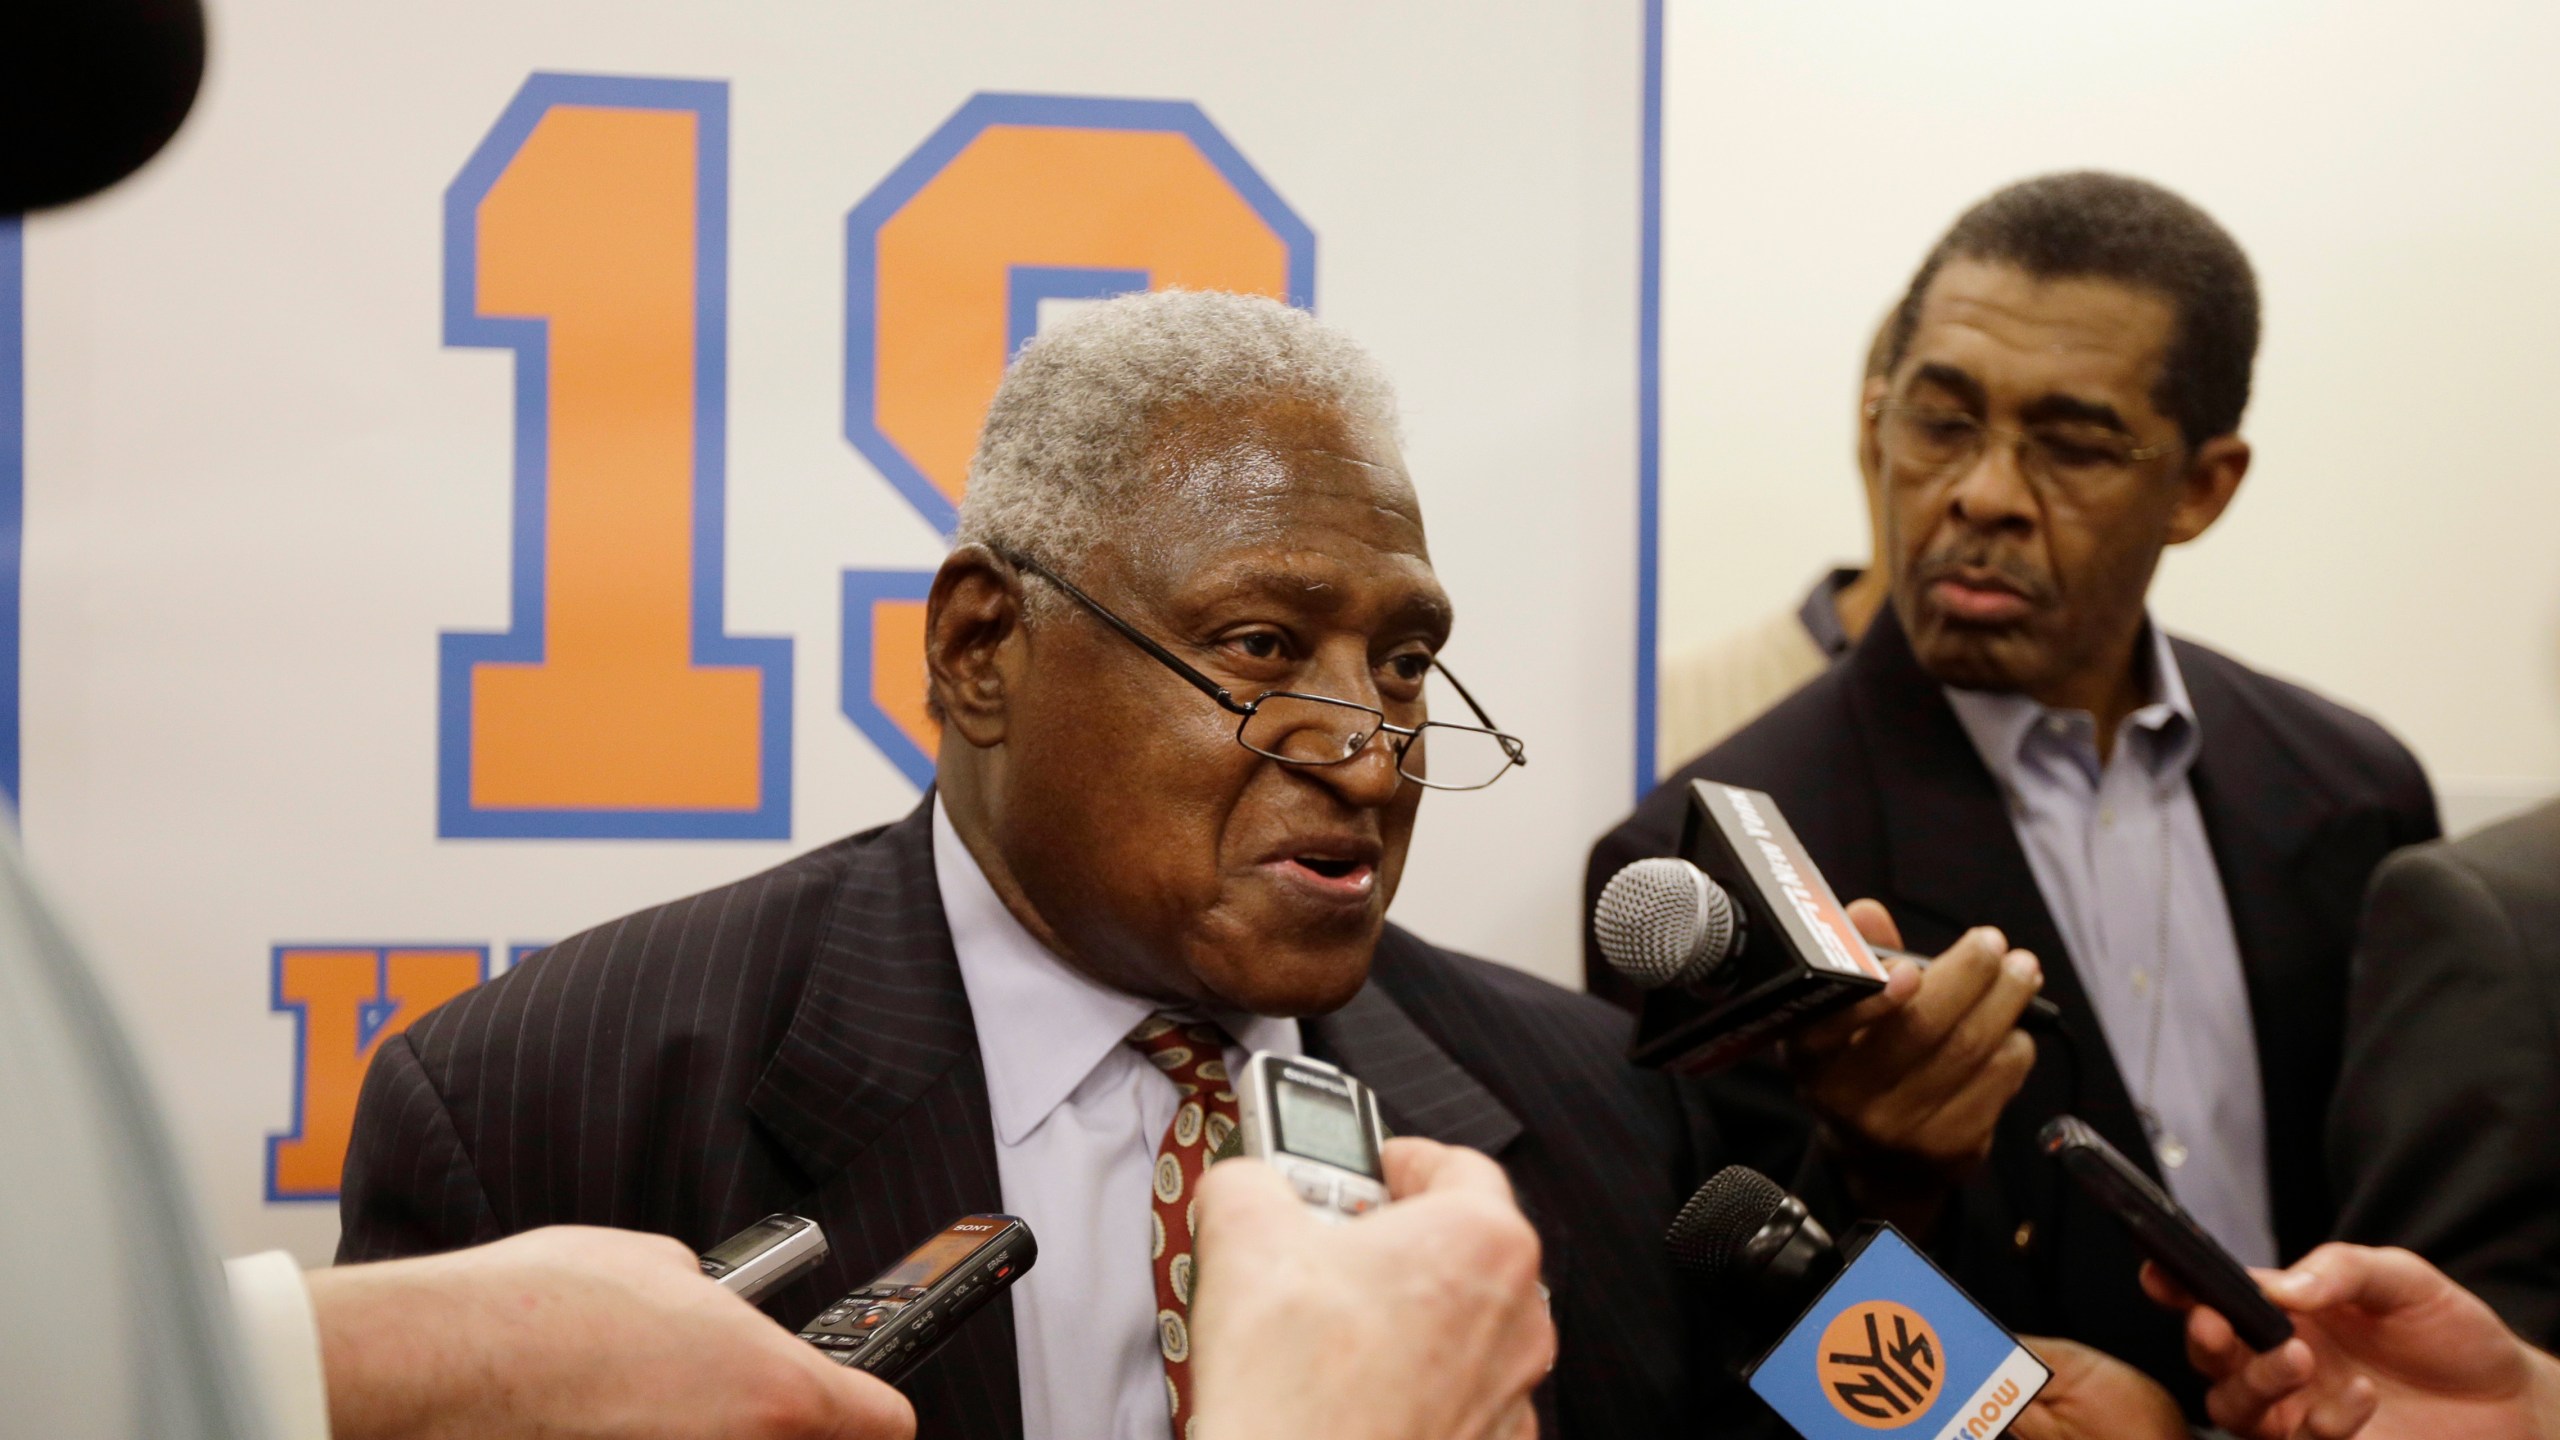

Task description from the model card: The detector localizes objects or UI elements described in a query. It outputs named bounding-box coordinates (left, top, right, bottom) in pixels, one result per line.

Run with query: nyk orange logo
left=1817, top=1301, right=1944, bottom=1427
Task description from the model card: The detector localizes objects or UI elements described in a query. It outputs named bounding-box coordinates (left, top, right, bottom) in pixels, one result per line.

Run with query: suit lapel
left=2179, top=644, right=2342, bottom=1256
left=749, top=797, right=984, bottom=1178
left=1303, top=973, right=1524, bottom=1157
left=745, top=798, right=1023, bottom=1440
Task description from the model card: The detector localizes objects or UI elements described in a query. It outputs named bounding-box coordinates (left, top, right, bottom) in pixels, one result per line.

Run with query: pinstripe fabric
left=340, top=802, right=1020, bottom=1440
left=339, top=799, right=1776, bottom=1439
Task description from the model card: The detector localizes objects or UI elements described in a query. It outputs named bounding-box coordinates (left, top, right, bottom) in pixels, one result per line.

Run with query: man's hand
left=2155, top=1245, right=2560, bottom=1440
left=306, top=1225, right=916, bottom=1440
left=2007, top=1335, right=2189, bottom=1440
left=1784, top=899, right=2043, bottom=1232
left=1190, top=1137, right=1555, bottom=1440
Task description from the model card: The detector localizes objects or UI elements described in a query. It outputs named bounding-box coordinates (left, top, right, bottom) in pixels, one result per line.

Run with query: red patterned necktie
left=1125, top=1014, right=1244, bottom=1440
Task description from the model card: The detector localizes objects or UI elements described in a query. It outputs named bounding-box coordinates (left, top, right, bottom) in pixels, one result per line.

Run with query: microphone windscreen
left=1665, top=1165, right=1790, bottom=1283
left=1594, top=856, right=1736, bottom=990
left=5, top=0, right=206, bottom=212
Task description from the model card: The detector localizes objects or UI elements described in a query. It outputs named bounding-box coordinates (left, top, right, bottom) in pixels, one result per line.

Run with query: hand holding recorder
left=1190, top=1137, right=1554, bottom=1440
left=308, top=1225, right=916, bottom=1440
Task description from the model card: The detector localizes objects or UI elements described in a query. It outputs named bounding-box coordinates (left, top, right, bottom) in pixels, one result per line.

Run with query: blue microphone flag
left=1747, top=1226, right=2050, bottom=1440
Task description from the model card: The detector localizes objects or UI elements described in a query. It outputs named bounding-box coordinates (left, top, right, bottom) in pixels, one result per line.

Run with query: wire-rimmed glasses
left=1869, top=401, right=2180, bottom=493
left=1006, top=552, right=1528, bottom=792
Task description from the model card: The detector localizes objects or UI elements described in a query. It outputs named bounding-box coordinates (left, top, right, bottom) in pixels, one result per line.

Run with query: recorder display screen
left=1275, top=1079, right=1374, bottom=1175
left=703, top=1216, right=800, bottom=1270
left=876, top=1225, right=998, bottom=1289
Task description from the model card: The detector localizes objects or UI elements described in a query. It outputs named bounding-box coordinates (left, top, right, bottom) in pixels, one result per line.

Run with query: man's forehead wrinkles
left=1298, top=446, right=1391, bottom=472
left=1174, top=553, right=1451, bottom=628
left=1929, top=306, right=2150, bottom=359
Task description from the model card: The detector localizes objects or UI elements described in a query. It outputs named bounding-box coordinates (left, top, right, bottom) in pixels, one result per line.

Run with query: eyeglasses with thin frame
left=1868, top=400, right=2180, bottom=494
left=1004, top=551, right=1528, bottom=792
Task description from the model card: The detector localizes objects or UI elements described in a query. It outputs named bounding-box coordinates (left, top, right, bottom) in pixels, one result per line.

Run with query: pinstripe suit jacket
left=338, top=800, right=1760, bottom=1439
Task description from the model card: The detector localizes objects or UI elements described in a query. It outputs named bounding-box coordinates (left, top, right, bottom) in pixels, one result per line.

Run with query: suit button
left=2013, top=1221, right=2035, bottom=1252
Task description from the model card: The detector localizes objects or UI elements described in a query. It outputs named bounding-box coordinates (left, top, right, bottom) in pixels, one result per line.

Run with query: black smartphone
left=2038, top=1115, right=2294, bottom=1352
left=797, top=1214, right=1036, bottom=1384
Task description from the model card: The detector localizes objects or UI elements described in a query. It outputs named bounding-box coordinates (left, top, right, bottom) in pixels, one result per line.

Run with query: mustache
left=1909, top=545, right=2054, bottom=605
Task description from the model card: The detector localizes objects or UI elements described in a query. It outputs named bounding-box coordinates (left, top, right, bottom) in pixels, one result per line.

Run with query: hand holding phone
left=2038, top=1115, right=2294, bottom=1352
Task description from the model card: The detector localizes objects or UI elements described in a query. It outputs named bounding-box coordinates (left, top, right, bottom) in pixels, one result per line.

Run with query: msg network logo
left=1817, top=1300, right=1943, bottom=1427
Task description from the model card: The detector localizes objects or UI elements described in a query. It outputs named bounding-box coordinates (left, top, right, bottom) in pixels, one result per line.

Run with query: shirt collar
left=931, top=797, right=1297, bottom=1147
left=1797, top=567, right=1864, bottom=659
left=1944, top=620, right=2201, bottom=789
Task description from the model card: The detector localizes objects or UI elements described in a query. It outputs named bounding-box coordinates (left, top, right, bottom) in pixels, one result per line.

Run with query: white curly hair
left=955, top=289, right=1402, bottom=599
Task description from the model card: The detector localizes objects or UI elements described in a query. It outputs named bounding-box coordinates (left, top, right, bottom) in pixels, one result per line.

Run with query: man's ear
left=926, top=544, right=1025, bottom=749
left=1856, top=374, right=1890, bottom=487
left=2166, top=435, right=2249, bottom=546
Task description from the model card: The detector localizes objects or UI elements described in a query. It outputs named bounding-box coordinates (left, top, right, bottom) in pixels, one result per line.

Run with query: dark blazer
left=340, top=799, right=1763, bottom=1439
left=2330, top=798, right=2560, bottom=1349
left=1585, top=608, right=2438, bottom=1402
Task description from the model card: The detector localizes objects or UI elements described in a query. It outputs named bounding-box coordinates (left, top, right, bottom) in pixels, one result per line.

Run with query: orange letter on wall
left=840, top=95, right=1315, bottom=786
left=267, top=946, right=485, bottom=1201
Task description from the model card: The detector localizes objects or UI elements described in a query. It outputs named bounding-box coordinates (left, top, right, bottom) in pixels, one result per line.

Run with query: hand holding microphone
left=1594, top=851, right=2059, bottom=1033
left=1789, top=903, right=2044, bottom=1232
left=1595, top=783, right=2051, bottom=1233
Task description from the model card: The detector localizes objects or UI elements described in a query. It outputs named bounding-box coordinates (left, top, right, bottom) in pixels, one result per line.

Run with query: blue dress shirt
left=1944, top=624, right=2276, bottom=1266
left=932, top=798, right=1302, bottom=1440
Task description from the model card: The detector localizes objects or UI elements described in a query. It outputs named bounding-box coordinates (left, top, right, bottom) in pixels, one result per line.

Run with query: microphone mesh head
left=1593, top=857, right=1737, bottom=989
left=1665, top=1166, right=1790, bottom=1282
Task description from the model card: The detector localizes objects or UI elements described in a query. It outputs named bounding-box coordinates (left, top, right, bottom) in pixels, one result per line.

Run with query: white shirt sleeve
left=222, top=1251, right=332, bottom=1440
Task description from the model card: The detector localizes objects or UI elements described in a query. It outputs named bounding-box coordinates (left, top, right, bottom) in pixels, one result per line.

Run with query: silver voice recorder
left=1232, top=1051, right=1390, bottom=1222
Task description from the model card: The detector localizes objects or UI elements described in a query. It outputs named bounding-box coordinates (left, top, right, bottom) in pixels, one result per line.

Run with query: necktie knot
left=1126, top=1014, right=1240, bottom=1097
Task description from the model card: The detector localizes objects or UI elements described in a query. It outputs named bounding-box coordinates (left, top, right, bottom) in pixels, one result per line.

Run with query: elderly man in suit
left=341, top=290, right=1758, bottom=1440
left=1589, top=172, right=2439, bottom=1407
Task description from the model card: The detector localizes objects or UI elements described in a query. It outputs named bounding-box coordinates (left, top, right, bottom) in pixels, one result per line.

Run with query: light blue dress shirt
left=932, top=798, right=1301, bottom=1440
left=1944, top=624, right=2276, bottom=1267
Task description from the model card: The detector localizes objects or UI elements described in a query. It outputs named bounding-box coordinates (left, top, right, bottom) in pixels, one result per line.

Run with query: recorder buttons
left=1287, top=1166, right=1338, bottom=1207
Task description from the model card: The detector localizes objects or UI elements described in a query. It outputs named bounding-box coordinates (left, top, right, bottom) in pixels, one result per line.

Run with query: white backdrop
left=1659, top=0, right=2560, bottom=834
left=17, top=1, right=1649, bottom=1265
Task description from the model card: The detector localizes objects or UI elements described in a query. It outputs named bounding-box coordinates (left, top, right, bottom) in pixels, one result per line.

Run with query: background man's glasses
left=1007, top=552, right=1528, bottom=792
left=1870, top=401, right=2178, bottom=492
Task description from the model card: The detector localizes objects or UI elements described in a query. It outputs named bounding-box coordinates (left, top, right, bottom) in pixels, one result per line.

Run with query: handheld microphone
left=1668, top=1166, right=2050, bottom=1440
left=1599, top=855, right=2064, bottom=1021
left=1599, top=782, right=2056, bottom=1073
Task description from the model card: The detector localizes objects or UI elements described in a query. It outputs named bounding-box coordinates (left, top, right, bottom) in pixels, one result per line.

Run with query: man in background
left=2328, top=793, right=2560, bottom=1349
left=1588, top=171, right=2439, bottom=1404
left=1603, top=318, right=1898, bottom=1011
